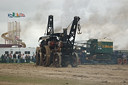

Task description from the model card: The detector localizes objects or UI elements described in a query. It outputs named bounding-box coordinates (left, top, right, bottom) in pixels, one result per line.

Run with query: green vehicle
left=86, top=39, right=114, bottom=63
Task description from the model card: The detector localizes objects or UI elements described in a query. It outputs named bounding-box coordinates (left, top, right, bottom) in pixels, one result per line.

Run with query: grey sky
left=0, top=0, right=128, bottom=50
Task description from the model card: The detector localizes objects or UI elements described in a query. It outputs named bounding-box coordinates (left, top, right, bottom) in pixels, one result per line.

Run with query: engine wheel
left=53, top=53, right=61, bottom=67
left=42, top=54, right=46, bottom=66
left=39, top=52, right=43, bottom=66
left=42, top=46, right=51, bottom=67
left=36, top=47, right=40, bottom=65
left=71, top=52, right=78, bottom=67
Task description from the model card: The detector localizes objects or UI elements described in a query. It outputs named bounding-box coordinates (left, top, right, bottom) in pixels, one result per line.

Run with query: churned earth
left=0, top=63, right=128, bottom=85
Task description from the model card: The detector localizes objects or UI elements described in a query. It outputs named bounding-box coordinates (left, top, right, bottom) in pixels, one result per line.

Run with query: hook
left=77, top=31, right=82, bottom=34
left=77, top=24, right=82, bottom=34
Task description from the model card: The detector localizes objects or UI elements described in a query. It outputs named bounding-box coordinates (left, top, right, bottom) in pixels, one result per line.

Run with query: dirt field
left=0, top=64, right=128, bottom=85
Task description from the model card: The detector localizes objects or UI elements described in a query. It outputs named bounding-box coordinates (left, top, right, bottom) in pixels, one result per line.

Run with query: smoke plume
left=20, top=0, right=128, bottom=50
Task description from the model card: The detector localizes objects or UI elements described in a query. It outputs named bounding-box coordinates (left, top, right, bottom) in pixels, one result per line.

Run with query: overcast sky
left=0, top=0, right=128, bottom=50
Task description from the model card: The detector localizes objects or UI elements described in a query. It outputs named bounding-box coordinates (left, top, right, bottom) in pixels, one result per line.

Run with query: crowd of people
left=0, top=53, right=36, bottom=63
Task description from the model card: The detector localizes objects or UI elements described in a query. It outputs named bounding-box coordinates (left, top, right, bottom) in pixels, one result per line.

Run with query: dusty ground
left=0, top=64, right=128, bottom=85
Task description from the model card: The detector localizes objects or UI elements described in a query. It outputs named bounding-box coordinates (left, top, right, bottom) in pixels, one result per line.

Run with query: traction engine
left=36, top=15, right=81, bottom=67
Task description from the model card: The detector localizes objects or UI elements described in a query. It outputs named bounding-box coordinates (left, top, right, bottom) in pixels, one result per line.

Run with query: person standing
left=6, top=53, right=9, bottom=63
left=32, top=54, right=36, bottom=63
left=9, top=53, right=12, bottom=63
left=25, top=55, right=28, bottom=63
left=20, top=54, right=23, bottom=63
left=17, top=53, right=21, bottom=63
left=4, top=54, right=7, bottom=63
left=1, top=54, right=4, bottom=63
left=13, top=53, right=16, bottom=63
left=28, top=54, right=30, bottom=63
left=22, top=54, right=26, bottom=63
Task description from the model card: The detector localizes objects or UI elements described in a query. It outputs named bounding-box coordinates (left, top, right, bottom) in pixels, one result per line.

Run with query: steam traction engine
left=36, top=15, right=81, bottom=67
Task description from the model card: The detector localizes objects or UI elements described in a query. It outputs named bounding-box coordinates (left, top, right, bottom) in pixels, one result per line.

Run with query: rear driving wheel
left=39, top=52, right=43, bottom=66
left=71, top=52, right=78, bottom=67
left=36, top=47, right=40, bottom=65
left=53, top=53, right=61, bottom=67
left=43, top=46, right=51, bottom=67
